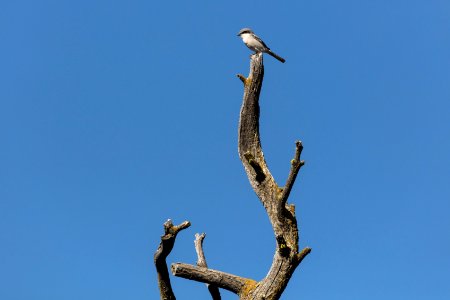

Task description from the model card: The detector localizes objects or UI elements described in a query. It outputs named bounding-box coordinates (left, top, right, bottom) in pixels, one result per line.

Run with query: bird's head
left=237, top=28, right=253, bottom=36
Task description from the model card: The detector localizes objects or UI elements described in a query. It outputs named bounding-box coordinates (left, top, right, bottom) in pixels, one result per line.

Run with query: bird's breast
left=241, top=33, right=252, bottom=44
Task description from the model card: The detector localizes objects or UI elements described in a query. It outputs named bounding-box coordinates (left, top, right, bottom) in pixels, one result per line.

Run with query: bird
left=237, top=28, right=285, bottom=63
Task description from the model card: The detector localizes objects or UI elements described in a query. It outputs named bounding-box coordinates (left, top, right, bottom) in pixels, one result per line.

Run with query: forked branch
left=154, top=219, right=190, bottom=300
left=236, top=53, right=310, bottom=299
left=157, top=53, right=310, bottom=300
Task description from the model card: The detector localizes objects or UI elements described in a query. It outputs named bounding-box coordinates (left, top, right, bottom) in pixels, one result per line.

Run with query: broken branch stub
left=154, top=220, right=190, bottom=300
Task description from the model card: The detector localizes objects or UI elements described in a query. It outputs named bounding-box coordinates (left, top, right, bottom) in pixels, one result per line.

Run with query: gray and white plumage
left=237, top=28, right=285, bottom=63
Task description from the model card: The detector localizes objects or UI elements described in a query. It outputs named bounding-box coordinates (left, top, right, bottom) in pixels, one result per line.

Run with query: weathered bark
left=171, top=263, right=255, bottom=294
left=235, top=52, right=310, bottom=299
left=194, top=233, right=221, bottom=300
left=154, top=219, right=190, bottom=300
left=157, top=52, right=310, bottom=300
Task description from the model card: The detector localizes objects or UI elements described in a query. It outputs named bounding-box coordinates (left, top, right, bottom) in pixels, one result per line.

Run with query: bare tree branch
left=171, top=263, right=254, bottom=295
left=154, top=219, right=190, bottom=300
left=279, top=140, right=305, bottom=207
left=297, top=247, right=312, bottom=266
left=194, top=233, right=221, bottom=300
left=167, top=52, right=310, bottom=300
left=236, top=53, right=310, bottom=299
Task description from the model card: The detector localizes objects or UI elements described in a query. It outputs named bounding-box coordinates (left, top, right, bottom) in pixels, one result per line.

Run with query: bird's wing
left=253, top=34, right=270, bottom=50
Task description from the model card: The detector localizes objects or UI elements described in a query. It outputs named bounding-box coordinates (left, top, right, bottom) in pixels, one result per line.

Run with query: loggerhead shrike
left=237, top=28, right=285, bottom=63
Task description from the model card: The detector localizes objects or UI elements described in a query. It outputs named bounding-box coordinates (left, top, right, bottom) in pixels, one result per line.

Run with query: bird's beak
left=237, top=33, right=240, bottom=36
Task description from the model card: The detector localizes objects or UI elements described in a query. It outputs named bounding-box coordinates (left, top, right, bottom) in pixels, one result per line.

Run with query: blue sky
left=1, top=1, right=450, bottom=299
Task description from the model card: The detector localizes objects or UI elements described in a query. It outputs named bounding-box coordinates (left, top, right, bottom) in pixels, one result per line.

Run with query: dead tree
left=154, top=53, right=310, bottom=300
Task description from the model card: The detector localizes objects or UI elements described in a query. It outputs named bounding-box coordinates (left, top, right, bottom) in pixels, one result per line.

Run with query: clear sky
left=1, top=1, right=450, bottom=299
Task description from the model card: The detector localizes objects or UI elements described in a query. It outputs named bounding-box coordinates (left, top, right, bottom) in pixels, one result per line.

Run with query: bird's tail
left=266, top=50, right=286, bottom=63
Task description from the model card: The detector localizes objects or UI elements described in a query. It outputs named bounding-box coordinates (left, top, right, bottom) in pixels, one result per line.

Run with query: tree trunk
left=155, top=53, right=310, bottom=300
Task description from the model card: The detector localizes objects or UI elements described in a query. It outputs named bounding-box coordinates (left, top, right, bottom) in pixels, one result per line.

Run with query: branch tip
left=195, top=232, right=206, bottom=241
left=155, top=220, right=191, bottom=300
left=297, top=247, right=312, bottom=264
left=280, top=140, right=306, bottom=204
left=237, top=74, right=247, bottom=84
left=194, top=233, right=222, bottom=299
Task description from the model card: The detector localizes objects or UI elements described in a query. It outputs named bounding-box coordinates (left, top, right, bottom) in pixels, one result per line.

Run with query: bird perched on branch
left=237, top=28, right=285, bottom=63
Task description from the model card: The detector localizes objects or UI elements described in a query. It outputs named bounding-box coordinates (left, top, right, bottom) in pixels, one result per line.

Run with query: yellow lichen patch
left=239, top=279, right=258, bottom=297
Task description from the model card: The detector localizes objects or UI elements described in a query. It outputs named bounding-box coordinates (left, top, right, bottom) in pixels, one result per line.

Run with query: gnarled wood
left=159, top=52, right=310, bottom=300
left=154, top=220, right=190, bottom=300
left=237, top=53, right=310, bottom=300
